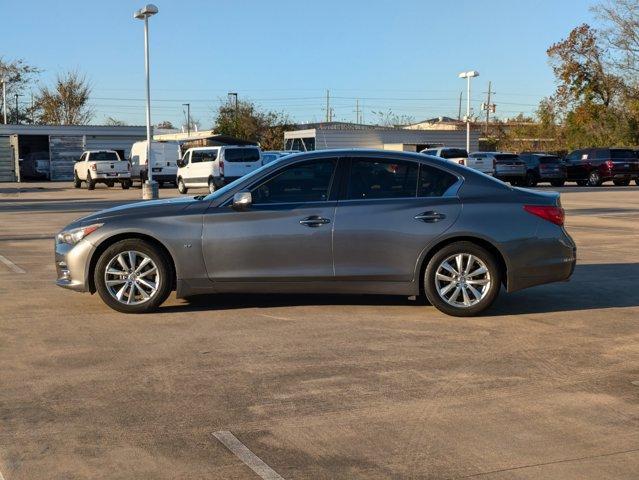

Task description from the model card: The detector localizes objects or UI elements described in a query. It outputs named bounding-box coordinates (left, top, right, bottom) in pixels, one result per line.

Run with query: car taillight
left=458, top=159, right=465, bottom=165
left=524, top=205, right=565, bottom=226
left=605, top=160, right=614, bottom=169
left=90, top=164, right=97, bottom=171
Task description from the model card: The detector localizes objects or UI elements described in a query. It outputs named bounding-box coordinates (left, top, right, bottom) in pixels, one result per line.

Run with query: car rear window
left=538, top=156, right=561, bottom=164
left=440, top=149, right=468, bottom=159
left=494, top=154, right=520, bottom=162
left=224, top=148, right=261, bottom=163
left=91, top=152, right=120, bottom=161
left=610, top=149, right=635, bottom=159
left=418, top=165, right=458, bottom=197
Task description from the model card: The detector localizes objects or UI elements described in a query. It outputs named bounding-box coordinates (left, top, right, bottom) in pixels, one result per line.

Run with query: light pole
left=1, top=78, right=7, bottom=124
left=134, top=4, right=159, bottom=200
left=182, top=103, right=190, bottom=136
left=458, top=70, right=479, bottom=153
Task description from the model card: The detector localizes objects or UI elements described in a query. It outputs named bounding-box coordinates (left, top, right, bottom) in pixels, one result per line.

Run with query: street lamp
left=458, top=70, right=479, bottom=154
left=134, top=4, right=159, bottom=200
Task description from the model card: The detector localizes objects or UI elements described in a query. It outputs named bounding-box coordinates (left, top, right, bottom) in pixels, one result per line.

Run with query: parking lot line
left=0, top=254, right=26, bottom=274
left=213, top=431, right=286, bottom=480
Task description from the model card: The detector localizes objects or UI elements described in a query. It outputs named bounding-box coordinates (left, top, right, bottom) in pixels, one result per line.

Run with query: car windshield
left=91, top=152, right=120, bottom=161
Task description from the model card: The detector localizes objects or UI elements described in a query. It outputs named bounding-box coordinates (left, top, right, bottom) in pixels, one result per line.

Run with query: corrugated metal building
left=0, top=124, right=147, bottom=181
left=283, top=122, right=480, bottom=153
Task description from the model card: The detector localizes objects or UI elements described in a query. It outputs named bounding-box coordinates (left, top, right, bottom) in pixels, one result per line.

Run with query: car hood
left=70, top=195, right=202, bottom=228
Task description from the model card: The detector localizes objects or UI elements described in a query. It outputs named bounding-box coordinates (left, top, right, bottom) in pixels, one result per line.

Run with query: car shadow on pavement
left=161, top=263, right=639, bottom=316
left=490, top=263, right=639, bottom=315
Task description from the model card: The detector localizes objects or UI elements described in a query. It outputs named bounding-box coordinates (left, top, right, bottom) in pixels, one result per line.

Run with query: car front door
left=202, top=157, right=340, bottom=282
left=332, top=157, right=461, bottom=283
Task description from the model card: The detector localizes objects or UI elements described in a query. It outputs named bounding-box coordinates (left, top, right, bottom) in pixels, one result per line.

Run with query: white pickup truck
left=73, top=150, right=132, bottom=190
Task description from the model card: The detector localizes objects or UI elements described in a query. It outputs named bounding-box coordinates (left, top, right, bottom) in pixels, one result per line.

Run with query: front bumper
left=55, top=238, right=95, bottom=292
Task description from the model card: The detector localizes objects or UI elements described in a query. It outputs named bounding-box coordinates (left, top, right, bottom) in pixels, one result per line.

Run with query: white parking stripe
left=0, top=255, right=26, bottom=274
left=213, top=431, right=286, bottom=480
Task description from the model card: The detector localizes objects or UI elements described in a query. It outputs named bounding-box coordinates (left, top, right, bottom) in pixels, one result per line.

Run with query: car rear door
left=202, top=157, right=340, bottom=282
left=332, top=156, right=461, bottom=283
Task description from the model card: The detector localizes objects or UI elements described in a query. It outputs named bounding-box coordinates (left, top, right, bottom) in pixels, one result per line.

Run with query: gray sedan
left=55, top=150, right=576, bottom=317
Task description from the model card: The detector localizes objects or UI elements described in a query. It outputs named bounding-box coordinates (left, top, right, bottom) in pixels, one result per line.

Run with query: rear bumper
left=149, top=174, right=177, bottom=182
left=93, top=172, right=131, bottom=182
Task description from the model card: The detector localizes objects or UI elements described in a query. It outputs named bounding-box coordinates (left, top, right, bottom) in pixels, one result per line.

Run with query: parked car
left=564, top=148, right=639, bottom=186
left=420, top=147, right=468, bottom=165
left=21, top=152, right=50, bottom=180
left=73, top=150, right=131, bottom=190
left=176, top=145, right=262, bottom=194
left=466, top=152, right=497, bottom=175
left=488, top=153, right=527, bottom=185
left=130, top=140, right=180, bottom=187
left=55, top=149, right=576, bottom=317
left=519, top=153, right=567, bottom=187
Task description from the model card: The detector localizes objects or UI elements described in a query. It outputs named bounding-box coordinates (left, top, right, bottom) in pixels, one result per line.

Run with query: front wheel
left=87, top=173, right=95, bottom=190
left=74, top=172, right=81, bottom=188
left=613, top=179, right=630, bottom=186
left=525, top=172, right=538, bottom=187
left=94, top=239, right=172, bottom=313
left=424, top=241, right=502, bottom=317
left=177, top=178, right=188, bottom=194
left=576, top=180, right=588, bottom=187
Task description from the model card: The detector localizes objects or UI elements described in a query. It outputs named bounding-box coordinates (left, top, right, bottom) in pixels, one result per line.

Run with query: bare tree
left=35, top=71, right=93, bottom=125
left=104, top=116, right=127, bottom=126
left=593, top=0, right=639, bottom=75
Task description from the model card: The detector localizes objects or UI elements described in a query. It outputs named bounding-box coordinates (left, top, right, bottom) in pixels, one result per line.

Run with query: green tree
left=213, top=99, right=292, bottom=150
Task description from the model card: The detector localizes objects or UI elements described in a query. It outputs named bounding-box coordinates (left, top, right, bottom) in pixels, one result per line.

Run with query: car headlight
left=56, top=223, right=103, bottom=245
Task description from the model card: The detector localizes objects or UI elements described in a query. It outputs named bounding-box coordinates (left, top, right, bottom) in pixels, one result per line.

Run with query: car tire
left=424, top=241, right=502, bottom=317
left=157, top=181, right=164, bottom=188
left=87, top=173, right=95, bottom=190
left=73, top=172, right=81, bottom=188
left=106, top=182, right=114, bottom=188
left=525, top=172, right=538, bottom=187
left=177, top=178, right=188, bottom=194
left=94, top=239, right=172, bottom=314
left=121, top=180, right=131, bottom=190
left=550, top=180, right=565, bottom=187
left=208, top=177, right=216, bottom=194
left=587, top=170, right=602, bottom=186
left=635, top=179, right=639, bottom=186
left=576, top=180, right=588, bottom=187
left=613, top=179, right=630, bottom=186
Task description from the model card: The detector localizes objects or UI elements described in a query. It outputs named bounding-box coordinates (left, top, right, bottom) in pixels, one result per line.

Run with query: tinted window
left=610, top=149, right=635, bottom=159
left=566, top=151, right=582, bottom=162
left=347, top=159, right=418, bottom=200
left=225, top=148, right=260, bottom=163
left=538, top=156, right=561, bottom=164
left=251, top=159, right=337, bottom=204
left=494, top=154, right=519, bottom=162
left=418, top=165, right=458, bottom=197
left=91, top=151, right=120, bottom=161
left=592, top=149, right=609, bottom=160
left=440, top=149, right=468, bottom=159
left=191, top=150, right=217, bottom=163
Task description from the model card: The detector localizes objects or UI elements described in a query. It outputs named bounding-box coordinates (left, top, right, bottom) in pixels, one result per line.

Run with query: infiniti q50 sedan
left=55, top=149, right=576, bottom=317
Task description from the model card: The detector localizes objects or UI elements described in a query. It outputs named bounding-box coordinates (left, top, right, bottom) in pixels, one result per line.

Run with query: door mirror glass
left=232, top=191, right=252, bottom=210
left=176, top=159, right=185, bottom=168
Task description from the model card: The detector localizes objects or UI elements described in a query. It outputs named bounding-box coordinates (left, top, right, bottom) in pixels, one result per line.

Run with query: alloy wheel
left=434, top=253, right=491, bottom=308
left=104, top=250, right=160, bottom=305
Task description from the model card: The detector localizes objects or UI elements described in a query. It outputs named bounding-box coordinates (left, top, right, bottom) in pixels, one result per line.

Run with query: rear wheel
left=613, top=179, right=630, bottom=186
left=587, top=170, right=602, bottom=186
left=94, top=239, right=172, bottom=313
left=550, top=180, right=565, bottom=187
left=524, top=172, right=538, bottom=187
left=424, top=241, right=502, bottom=317
left=87, top=173, right=95, bottom=190
left=106, top=182, right=114, bottom=188
left=121, top=180, right=131, bottom=189
left=177, top=178, right=188, bottom=194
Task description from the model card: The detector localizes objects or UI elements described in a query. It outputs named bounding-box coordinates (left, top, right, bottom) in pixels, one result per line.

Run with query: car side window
left=418, top=164, right=458, bottom=197
left=191, top=151, right=203, bottom=163
left=251, top=158, right=337, bottom=204
left=200, top=150, right=218, bottom=163
left=347, top=158, right=418, bottom=200
left=78, top=153, right=86, bottom=162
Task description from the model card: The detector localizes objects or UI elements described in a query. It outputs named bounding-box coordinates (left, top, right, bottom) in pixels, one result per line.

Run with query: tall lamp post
left=134, top=4, right=159, bottom=200
left=458, top=70, right=479, bottom=154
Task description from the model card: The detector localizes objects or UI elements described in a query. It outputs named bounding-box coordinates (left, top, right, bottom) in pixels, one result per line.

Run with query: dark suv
left=564, top=148, right=639, bottom=186
left=519, top=152, right=567, bottom=187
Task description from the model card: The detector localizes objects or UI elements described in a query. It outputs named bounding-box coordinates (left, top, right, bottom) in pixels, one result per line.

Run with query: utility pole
left=325, top=89, right=331, bottom=122
left=31, top=91, right=35, bottom=124
left=482, top=81, right=496, bottom=135
left=182, top=103, right=190, bottom=136
left=1, top=78, right=6, bottom=124
left=14, top=93, right=20, bottom=124
left=457, top=91, right=463, bottom=121
left=355, top=99, right=361, bottom=124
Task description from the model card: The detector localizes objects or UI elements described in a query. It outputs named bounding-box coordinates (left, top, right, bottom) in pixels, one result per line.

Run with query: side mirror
left=176, top=159, right=185, bottom=168
left=232, top=191, right=252, bottom=211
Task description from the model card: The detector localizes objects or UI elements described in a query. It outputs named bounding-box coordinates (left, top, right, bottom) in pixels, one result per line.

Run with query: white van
left=130, top=140, right=181, bottom=187
left=176, top=145, right=262, bottom=194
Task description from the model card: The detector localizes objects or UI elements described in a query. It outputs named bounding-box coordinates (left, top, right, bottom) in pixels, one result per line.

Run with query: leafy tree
left=0, top=57, right=40, bottom=102
left=213, top=99, right=292, bottom=150
left=35, top=71, right=93, bottom=125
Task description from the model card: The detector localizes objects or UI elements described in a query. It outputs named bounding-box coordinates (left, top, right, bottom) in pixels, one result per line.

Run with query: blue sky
left=2, top=0, right=596, bottom=127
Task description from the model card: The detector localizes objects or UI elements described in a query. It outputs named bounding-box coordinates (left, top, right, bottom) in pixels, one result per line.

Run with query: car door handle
left=299, top=216, right=331, bottom=227
left=414, top=211, right=446, bottom=223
